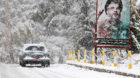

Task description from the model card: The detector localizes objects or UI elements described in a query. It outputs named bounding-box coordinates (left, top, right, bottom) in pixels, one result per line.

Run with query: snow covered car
left=19, top=44, right=50, bottom=67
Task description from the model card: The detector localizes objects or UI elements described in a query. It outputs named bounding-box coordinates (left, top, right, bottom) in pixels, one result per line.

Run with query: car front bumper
left=22, top=59, right=50, bottom=64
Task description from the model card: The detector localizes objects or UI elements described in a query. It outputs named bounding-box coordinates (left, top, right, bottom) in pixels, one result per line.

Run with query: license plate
left=35, top=59, right=39, bottom=61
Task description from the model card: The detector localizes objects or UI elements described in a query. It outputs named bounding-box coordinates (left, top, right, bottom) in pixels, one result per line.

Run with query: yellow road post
left=102, top=51, right=105, bottom=66
left=84, top=50, right=87, bottom=63
left=78, top=50, right=80, bottom=62
left=73, top=50, right=75, bottom=61
left=92, top=51, right=95, bottom=64
left=128, top=51, right=132, bottom=69
left=114, top=51, right=117, bottom=67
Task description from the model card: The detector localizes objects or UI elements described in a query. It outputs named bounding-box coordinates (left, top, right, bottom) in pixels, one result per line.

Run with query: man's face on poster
left=106, top=2, right=121, bottom=20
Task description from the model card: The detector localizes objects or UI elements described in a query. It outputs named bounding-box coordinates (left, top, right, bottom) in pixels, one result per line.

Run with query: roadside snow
left=67, top=60, right=140, bottom=76
left=0, top=63, right=131, bottom=78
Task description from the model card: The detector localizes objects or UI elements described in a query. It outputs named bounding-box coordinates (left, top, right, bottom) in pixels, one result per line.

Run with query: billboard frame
left=94, top=0, right=132, bottom=50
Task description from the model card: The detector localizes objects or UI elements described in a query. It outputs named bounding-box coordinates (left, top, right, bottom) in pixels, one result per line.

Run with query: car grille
left=31, top=55, right=43, bottom=59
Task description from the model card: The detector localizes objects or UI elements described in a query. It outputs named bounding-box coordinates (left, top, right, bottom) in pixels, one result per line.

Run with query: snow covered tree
left=131, top=0, right=140, bottom=53
left=0, top=0, right=139, bottom=63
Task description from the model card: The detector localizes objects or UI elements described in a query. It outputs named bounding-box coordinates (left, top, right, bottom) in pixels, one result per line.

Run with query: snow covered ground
left=66, top=54, right=140, bottom=77
left=0, top=63, right=132, bottom=78
left=67, top=60, right=140, bottom=76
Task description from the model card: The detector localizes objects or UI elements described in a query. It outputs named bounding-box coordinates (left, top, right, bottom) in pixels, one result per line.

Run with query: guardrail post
left=68, top=51, right=70, bottom=60
left=128, top=51, right=132, bottom=69
left=84, top=50, right=87, bottom=63
left=78, top=50, right=80, bottom=62
left=73, top=50, right=75, bottom=61
left=114, top=51, right=117, bottom=67
left=68, top=51, right=72, bottom=60
left=92, top=51, right=95, bottom=64
left=102, top=51, right=105, bottom=66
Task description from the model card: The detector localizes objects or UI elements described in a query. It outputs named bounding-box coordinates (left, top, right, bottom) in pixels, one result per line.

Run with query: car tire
left=20, top=61, right=26, bottom=67
left=45, top=61, right=50, bottom=67
left=41, top=62, right=45, bottom=67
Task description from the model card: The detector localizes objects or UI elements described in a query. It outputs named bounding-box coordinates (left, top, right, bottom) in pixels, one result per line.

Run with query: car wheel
left=45, top=61, right=50, bottom=67
left=20, top=62, right=26, bottom=67
left=41, top=63, right=45, bottom=67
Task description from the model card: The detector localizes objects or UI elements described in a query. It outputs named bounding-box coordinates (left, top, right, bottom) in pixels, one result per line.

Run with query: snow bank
left=66, top=60, right=140, bottom=77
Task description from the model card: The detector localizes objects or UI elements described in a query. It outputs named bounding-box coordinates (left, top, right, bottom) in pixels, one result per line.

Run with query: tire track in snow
left=25, top=67, right=55, bottom=78
left=17, top=66, right=50, bottom=78
left=30, top=68, right=58, bottom=78
left=30, top=66, right=76, bottom=78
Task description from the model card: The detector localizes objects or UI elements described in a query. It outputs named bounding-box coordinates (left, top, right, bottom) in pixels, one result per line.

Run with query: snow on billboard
left=96, top=0, right=130, bottom=47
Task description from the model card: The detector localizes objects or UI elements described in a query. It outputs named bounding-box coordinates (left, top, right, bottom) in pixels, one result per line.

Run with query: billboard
left=96, top=0, right=130, bottom=48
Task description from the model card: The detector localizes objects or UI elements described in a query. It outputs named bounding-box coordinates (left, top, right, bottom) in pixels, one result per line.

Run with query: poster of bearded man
left=96, top=0, right=131, bottom=48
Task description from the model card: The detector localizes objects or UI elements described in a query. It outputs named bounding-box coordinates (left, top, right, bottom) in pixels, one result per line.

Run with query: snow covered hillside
left=0, top=0, right=139, bottom=64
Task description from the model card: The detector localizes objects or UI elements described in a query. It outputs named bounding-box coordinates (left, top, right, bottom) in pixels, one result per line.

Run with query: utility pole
left=5, top=0, right=10, bottom=63
left=5, top=0, right=14, bottom=63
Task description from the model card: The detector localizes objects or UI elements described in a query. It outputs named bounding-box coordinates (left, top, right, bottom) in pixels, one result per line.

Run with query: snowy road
left=0, top=63, right=131, bottom=78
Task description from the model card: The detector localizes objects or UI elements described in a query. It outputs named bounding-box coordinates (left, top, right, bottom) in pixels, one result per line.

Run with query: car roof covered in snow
left=22, top=43, right=48, bottom=52
left=23, top=43, right=45, bottom=47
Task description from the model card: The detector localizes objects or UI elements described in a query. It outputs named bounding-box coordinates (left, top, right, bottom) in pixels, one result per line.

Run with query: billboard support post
left=94, top=0, right=98, bottom=64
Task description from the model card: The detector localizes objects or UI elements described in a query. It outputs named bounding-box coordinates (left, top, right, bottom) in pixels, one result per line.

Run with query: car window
left=25, top=46, right=45, bottom=51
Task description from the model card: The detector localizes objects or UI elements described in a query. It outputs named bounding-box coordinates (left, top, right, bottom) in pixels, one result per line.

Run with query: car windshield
left=25, top=46, right=45, bottom=52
